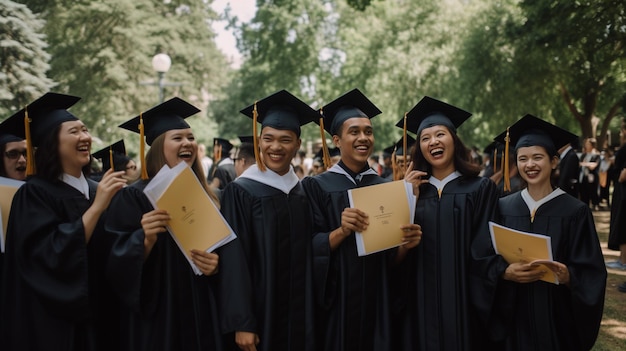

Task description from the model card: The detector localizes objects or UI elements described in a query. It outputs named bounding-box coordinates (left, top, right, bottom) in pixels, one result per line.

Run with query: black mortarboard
left=383, top=135, right=416, bottom=156
left=1, top=92, right=81, bottom=175
left=315, top=146, right=339, bottom=159
left=119, top=97, right=199, bottom=179
left=119, top=97, right=199, bottom=146
left=397, top=96, right=471, bottom=136
left=213, top=137, right=234, bottom=153
left=238, top=135, right=254, bottom=144
left=2, top=92, right=81, bottom=147
left=493, top=114, right=578, bottom=192
left=92, top=140, right=127, bottom=172
left=321, top=89, right=382, bottom=135
left=0, top=113, right=24, bottom=145
left=240, top=89, right=318, bottom=137
left=494, top=114, right=578, bottom=157
left=483, top=141, right=498, bottom=155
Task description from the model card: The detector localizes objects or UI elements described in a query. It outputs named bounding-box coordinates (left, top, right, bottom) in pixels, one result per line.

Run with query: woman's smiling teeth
left=430, top=148, right=444, bottom=157
left=77, top=144, right=90, bottom=152
left=179, top=150, right=193, bottom=159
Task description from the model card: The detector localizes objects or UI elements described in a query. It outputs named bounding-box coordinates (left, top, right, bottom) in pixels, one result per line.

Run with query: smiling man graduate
left=300, top=89, right=421, bottom=351
left=217, top=89, right=319, bottom=351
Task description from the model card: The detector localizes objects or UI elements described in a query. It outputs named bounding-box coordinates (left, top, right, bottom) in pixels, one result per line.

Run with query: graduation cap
left=119, top=97, right=200, bottom=179
left=383, top=135, right=416, bottom=156
left=314, top=146, right=339, bottom=160
left=92, top=140, right=127, bottom=172
left=316, top=89, right=381, bottom=168
left=1, top=92, right=81, bottom=175
left=396, top=96, right=471, bottom=136
left=320, top=89, right=382, bottom=136
left=238, top=135, right=254, bottom=144
left=494, top=114, right=578, bottom=191
left=239, top=90, right=318, bottom=171
left=384, top=135, right=417, bottom=180
left=0, top=115, right=24, bottom=146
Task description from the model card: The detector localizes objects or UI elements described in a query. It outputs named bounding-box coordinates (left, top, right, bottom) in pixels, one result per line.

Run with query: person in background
left=579, top=137, right=600, bottom=210
left=607, top=118, right=626, bottom=275
left=233, top=139, right=256, bottom=178
left=1, top=92, right=127, bottom=350
left=198, top=143, right=213, bottom=178
left=209, top=137, right=236, bottom=190
left=301, top=89, right=420, bottom=351
left=397, top=96, right=501, bottom=350
left=382, top=135, right=416, bottom=181
left=217, top=90, right=319, bottom=351
left=494, top=114, right=606, bottom=350
left=556, top=141, right=580, bottom=199
left=91, top=140, right=138, bottom=184
left=0, top=130, right=27, bottom=181
left=105, top=97, right=224, bottom=351
left=486, top=142, right=525, bottom=197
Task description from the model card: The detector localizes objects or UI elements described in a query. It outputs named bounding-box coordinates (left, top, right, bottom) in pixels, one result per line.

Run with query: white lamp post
left=152, top=53, right=171, bottom=103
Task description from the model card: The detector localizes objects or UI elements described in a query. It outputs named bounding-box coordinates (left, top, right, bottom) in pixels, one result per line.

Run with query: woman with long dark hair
left=1, top=92, right=126, bottom=350
left=397, top=96, right=501, bottom=350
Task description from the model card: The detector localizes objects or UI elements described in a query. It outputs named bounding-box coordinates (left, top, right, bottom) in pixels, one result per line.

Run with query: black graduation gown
left=608, top=144, right=626, bottom=250
left=497, top=192, right=606, bottom=351
left=0, top=176, right=115, bottom=350
left=217, top=176, right=315, bottom=351
left=558, top=148, right=580, bottom=199
left=210, top=158, right=236, bottom=190
left=105, top=180, right=224, bottom=351
left=396, top=176, right=503, bottom=351
left=301, top=170, right=394, bottom=351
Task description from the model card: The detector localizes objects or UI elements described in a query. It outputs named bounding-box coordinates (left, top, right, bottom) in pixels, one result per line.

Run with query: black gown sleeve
left=217, top=182, right=257, bottom=334
left=7, top=181, right=90, bottom=320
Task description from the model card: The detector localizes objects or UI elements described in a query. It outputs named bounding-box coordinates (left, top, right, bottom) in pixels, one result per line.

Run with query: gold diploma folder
left=144, top=162, right=236, bottom=275
left=489, top=221, right=558, bottom=284
left=348, top=180, right=414, bottom=256
left=0, top=176, right=25, bottom=253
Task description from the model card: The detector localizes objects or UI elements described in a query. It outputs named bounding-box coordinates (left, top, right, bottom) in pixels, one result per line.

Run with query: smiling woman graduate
left=494, top=115, right=606, bottom=351
left=0, top=92, right=127, bottom=351
left=398, top=96, right=502, bottom=351
left=104, top=97, right=224, bottom=351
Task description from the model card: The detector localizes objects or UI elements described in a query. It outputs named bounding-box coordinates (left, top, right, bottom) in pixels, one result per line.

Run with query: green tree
left=455, top=0, right=626, bottom=148
left=210, top=0, right=328, bottom=144
left=0, top=0, right=54, bottom=114
left=17, top=0, right=230, bottom=150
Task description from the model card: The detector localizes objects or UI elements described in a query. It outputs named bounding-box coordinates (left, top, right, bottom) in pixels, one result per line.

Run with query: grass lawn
left=591, top=210, right=626, bottom=350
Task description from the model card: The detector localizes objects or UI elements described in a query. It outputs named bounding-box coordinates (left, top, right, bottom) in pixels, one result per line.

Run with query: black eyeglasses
left=4, top=150, right=27, bottom=160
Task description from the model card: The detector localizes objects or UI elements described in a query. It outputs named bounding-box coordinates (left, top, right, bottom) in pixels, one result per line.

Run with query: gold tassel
left=319, top=112, right=331, bottom=169
left=402, top=112, right=408, bottom=175
left=252, top=102, right=266, bottom=171
left=139, top=113, right=148, bottom=180
left=503, top=127, right=511, bottom=192
left=24, top=107, right=36, bottom=176
left=109, top=147, right=114, bottom=172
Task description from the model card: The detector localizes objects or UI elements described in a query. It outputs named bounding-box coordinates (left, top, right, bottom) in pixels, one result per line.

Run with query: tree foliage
left=8, top=0, right=230, bottom=150
left=0, top=0, right=54, bottom=112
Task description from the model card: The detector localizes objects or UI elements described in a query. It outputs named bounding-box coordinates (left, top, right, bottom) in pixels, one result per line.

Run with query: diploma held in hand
left=144, top=162, right=236, bottom=275
left=489, top=221, right=558, bottom=284
left=348, top=180, right=413, bottom=256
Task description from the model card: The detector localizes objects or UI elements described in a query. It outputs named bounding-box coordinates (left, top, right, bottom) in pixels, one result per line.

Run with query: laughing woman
left=104, top=98, right=224, bottom=351
left=398, top=97, right=501, bottom=350
left=1, top=93, right=126, bottom=350
left=494, top=115, right=606, bottom=351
